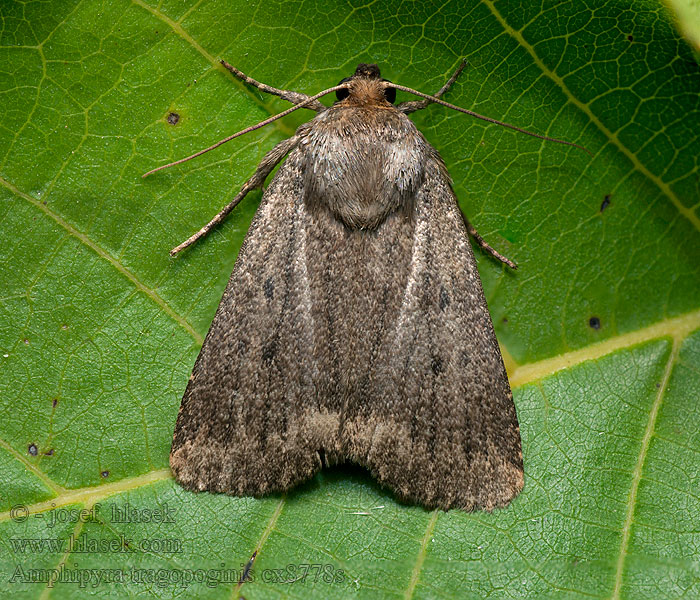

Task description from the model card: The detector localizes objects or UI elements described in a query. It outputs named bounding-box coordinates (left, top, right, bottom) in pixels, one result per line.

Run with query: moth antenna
left=387, top=83, right=592, bottom=156
left=142, top=84, right=349, bottom=178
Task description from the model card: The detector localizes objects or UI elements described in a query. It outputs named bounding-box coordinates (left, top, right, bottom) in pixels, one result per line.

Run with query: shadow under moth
left=146, top=61, right=587, bottom=511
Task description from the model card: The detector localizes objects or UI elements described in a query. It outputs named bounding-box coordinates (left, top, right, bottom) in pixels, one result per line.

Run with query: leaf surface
left=0, top=1, right=699, bottom=598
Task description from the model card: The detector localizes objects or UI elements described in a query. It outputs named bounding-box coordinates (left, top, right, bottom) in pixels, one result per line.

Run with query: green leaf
left=667, top=0, right=700, bottom=58
left=1, top=1, right=699, bottom=598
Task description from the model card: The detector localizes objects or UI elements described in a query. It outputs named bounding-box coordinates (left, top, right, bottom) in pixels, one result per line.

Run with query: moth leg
left=221, top=60, right=326, bottom=112
left=462, top=214, right=517, bottom=269
left=170, top=135, right=298, bottom=255
left=397, top=60, right=467, bottom=114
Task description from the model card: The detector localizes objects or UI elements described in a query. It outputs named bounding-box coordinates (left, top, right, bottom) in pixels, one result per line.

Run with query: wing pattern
left=171, top=149, right=522, bottom=511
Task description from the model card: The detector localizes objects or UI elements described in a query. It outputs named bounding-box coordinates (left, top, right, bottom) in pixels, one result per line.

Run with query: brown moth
left=149, top=61, right=585, bottom=511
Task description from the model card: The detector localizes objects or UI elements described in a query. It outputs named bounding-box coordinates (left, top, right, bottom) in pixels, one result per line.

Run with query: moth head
left=335, top=63, right=397, bottom=106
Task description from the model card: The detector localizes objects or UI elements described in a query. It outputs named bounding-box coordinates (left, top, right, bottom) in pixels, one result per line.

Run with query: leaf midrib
left=611, top=338, right=680, bottom=599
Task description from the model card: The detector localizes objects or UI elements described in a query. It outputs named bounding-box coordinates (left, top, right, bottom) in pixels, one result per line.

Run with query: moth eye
left=336, top=77, right=351, bottom=101
left=381, top=79, right=396, bottom=104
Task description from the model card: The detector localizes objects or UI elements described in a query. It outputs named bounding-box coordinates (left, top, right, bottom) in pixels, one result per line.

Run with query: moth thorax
left=345, top=79, right=388, bottom=107
left=302, top=107, right=427, bottom=230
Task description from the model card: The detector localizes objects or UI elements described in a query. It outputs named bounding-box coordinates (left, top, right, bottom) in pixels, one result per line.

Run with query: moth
left=146, top=61, right=586, bottom=511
